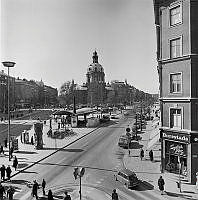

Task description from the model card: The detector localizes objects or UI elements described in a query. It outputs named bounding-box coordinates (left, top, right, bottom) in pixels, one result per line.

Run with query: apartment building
left=154, top=0, right=198, bottom=184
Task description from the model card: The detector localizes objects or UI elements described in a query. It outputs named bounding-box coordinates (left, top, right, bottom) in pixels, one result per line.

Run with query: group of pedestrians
left=31, top=179, right=72, bottom=200
left=0, top=165, right=12, bottom=181
left=139, top=148, right=154, bottom=162
left=0, top=183, right=15, bottom=200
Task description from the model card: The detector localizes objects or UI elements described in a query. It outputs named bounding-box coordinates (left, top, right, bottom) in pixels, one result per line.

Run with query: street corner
left=38, top=184, right=111, bottom=200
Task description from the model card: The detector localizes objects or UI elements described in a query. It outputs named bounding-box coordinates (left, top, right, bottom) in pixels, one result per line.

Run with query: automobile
left=118, top=135, right=131, bottom=148
left=110, top=114, right=119, bottom=119
left=115, top=168, right=139, bottom=189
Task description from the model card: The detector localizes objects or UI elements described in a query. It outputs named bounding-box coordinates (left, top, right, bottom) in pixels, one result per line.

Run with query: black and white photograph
left=0, top=0, right=198, bottom=199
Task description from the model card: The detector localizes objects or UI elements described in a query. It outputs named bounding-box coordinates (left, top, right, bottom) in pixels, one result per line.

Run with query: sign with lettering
left=163, top=132, right=190, bottom=143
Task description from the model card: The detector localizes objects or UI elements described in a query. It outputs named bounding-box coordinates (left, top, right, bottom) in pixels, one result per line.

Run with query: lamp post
left=2, top=61, right=16, bottom=161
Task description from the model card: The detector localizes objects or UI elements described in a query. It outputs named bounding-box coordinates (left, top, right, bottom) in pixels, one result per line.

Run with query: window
left=170, top=108, right=182, bottom=129
left=170, top=38, right=182, bottom=58
left=170, top=5, right=181, bottom=26
left=170, top=73, right=182, bottom=93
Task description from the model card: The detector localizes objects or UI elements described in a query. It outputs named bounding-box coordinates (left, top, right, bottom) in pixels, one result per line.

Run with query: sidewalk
left=124, top=120, right=198, bottom=199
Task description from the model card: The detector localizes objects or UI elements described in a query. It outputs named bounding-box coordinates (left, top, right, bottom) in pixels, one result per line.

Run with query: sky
left=1, top=0, right=159, bottom=94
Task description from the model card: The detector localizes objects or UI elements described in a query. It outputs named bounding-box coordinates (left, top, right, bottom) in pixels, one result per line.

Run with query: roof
left=118, top=168, right=136, bottom=176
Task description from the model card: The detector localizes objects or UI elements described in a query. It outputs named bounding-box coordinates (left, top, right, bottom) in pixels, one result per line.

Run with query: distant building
left=154, top=0, right=198, bottom=184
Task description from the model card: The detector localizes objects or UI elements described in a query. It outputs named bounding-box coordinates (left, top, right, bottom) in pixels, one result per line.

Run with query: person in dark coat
left=140, top=148, right=144, bottom=161
left=42, top=179, right=46, bottom=195
left=7, top=185, right=15, bottom=200
left=32, top=180, right=39, bottom=199
left=6, top=165, right=12, bottom=181
left=10, top=146, right=14, bottom=159
left=149, top=149, right=154, bottom=162
left=0, top=165, right=6, bottom=180
left=47, top=189, right=54, bottom=200
left=64, top=191, right=71, bottom=200
left=31, top=136, right=34, bottom=145
left=13, top=156, right=18, bottom=171
left=0, top=144, right=4, bottom=155
left=0, top=183, right=5, bottom=199
left=4, top=138, right=7, bottom=148
left=158, top=176, right=165, bottom=195
left=112, top=189, right=119, bottom=200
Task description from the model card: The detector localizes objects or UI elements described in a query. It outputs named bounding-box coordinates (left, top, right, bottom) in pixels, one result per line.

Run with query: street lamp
left=2, top=61, right=16, bottom=161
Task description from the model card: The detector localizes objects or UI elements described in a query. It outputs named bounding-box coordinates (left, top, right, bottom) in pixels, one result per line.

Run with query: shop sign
left=163, top=132, right=190, bottom=143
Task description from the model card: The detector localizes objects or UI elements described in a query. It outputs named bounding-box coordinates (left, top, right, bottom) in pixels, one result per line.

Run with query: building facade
left=154, top=0, right=198, bottom=183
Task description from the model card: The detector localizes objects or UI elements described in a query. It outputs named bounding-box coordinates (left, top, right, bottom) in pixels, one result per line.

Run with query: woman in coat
left=48, top=189, right=54, bottom=200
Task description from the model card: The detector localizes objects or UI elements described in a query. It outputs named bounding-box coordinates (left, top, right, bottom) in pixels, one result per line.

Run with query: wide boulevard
left=11, top=114, right=170, bottom=200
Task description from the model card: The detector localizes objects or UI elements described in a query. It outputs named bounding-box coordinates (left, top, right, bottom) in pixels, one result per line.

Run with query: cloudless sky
left=1, top=0, right=158, bottom=93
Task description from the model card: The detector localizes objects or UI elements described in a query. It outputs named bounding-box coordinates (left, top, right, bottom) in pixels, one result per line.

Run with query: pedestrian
left=10, top=146, right=14, bottom=159
left=149, top=149, right=154, bottom=162
left=32, top=180, right=39, bottom=200
left=4, top=138, right=7, bottom=148
left=47, top=189, right=54, bottom=200
left=31, top=136, right=34, bottom=145
left=112, top=189, right=119, bottom=200
left=140, top=148, right=144, bottom=161
left=58, top=122, right=60, bottom=129
left=6, top=165, right=12, bottom=181
left=0, top=165, right=6, bottom=181
left=42, top=178, right=46, bottom=196
left=64, top=191, right=71, bottom=200
left=0, top=183, right=5, bottom=199
left=0, top=144, right=4, bottom=155
left=13, top=156, right=18, bottom=171
left=158, top=176, right=165, bottom=195
left=7, top=186, right=15, bottom=200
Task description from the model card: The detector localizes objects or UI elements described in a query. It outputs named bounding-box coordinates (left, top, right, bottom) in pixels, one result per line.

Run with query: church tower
left=86, top=51, right=106, bottom=106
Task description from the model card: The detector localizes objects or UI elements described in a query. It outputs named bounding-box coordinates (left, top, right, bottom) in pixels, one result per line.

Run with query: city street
left=1, top=114, right=185, bottom=200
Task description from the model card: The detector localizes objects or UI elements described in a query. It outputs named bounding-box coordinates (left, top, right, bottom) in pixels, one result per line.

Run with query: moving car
left=115, top=168, right=139, bottom=188
left=118, top=135, right=131, bottom=148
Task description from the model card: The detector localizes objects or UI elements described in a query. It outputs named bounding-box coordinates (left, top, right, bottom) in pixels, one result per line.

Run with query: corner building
left=154, top=0, right=198, bottom=184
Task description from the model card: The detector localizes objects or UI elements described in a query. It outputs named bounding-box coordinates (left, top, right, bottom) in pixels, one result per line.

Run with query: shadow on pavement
left=41, top=147, right=84, bottom=152
left=15, top=150, right=38, bottom=154
left=9, top=179, right=32, bottom=186
left=135, top=180, right=154, bottom=191
left=165, top=191, right=195, bottom=199
left=18, top=163, right=29, bottom=169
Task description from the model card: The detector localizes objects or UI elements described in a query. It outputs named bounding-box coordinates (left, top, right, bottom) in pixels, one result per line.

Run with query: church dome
left=87, top=51, right=104, bottom=73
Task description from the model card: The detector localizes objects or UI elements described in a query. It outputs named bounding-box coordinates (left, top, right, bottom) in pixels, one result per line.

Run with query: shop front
left=163, top=132, right=190, bottom=176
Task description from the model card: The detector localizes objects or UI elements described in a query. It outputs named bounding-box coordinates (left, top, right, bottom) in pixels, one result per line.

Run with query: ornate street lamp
left=2, top=61, right=16, bottom=161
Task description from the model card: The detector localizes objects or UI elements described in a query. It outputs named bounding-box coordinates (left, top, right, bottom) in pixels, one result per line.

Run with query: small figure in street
left=64, top=191, right=71, bottom=200
left=0, top=183, right=5, bottom=199
left=158, top=176, right=165, bottom=195
left=32, top=180, right=39, bottom=200
left=42, top=178, right=46, bottom=196
left=149, top=149, right=154, bottom=162
left=7, top=185, right=15, bottom=200
left=58, top=122, right=60, bottom=129
left=0, top=164, right=6, bottom=181
left=13, top=156, right=18, bottom=171
left=47, top=189, right=54, bottom=200
left=112, top=189, right=119, bottom=200
left=31, top=136, right=34, bottom=145
left=4, top=138, right=7, bottom=148
left=6, top=165, right=12, bottom=181
left=140, top=148, right=144, bottom=161
left=0, top=144, right=4, bottom=155
left=10, top=146, right=14, bottom=159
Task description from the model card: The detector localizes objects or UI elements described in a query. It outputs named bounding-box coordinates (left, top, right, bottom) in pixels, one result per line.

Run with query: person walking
left=149, top=149, right=154, bottom=162
left=0, top=165, right=6, bottom=181
left=47, top=189, right=54, bottom=200
left=4, top=138, right=7, bottom=148
left=10, top=146, right=14, bottom=159
left=140, top=148, right=144, bottom=161
left=13, top=156, right=18, bottom=171
left=158, top=176, right=165, bottom=195
left=42, top=179, right=46, bottom=196
left=32, top=180, right=39, bottom=199
left=0, top=183, right=5, bottom=199
left=64, top=191, right=71, bottom=200
left=31, top=136, right=34, bottom=145
left=112, top=189, right=119, bottom=200
left=0, top=144, right=4, bottom=155
left=6, top=165, right=12, bottom=181
left=7, top=186, right=15, bottom=200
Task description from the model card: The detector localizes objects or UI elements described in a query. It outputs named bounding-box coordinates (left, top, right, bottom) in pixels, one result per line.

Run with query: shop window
left=170, top=108, right=182, bottom=129
left=170, top=73, right=182, bottom=93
